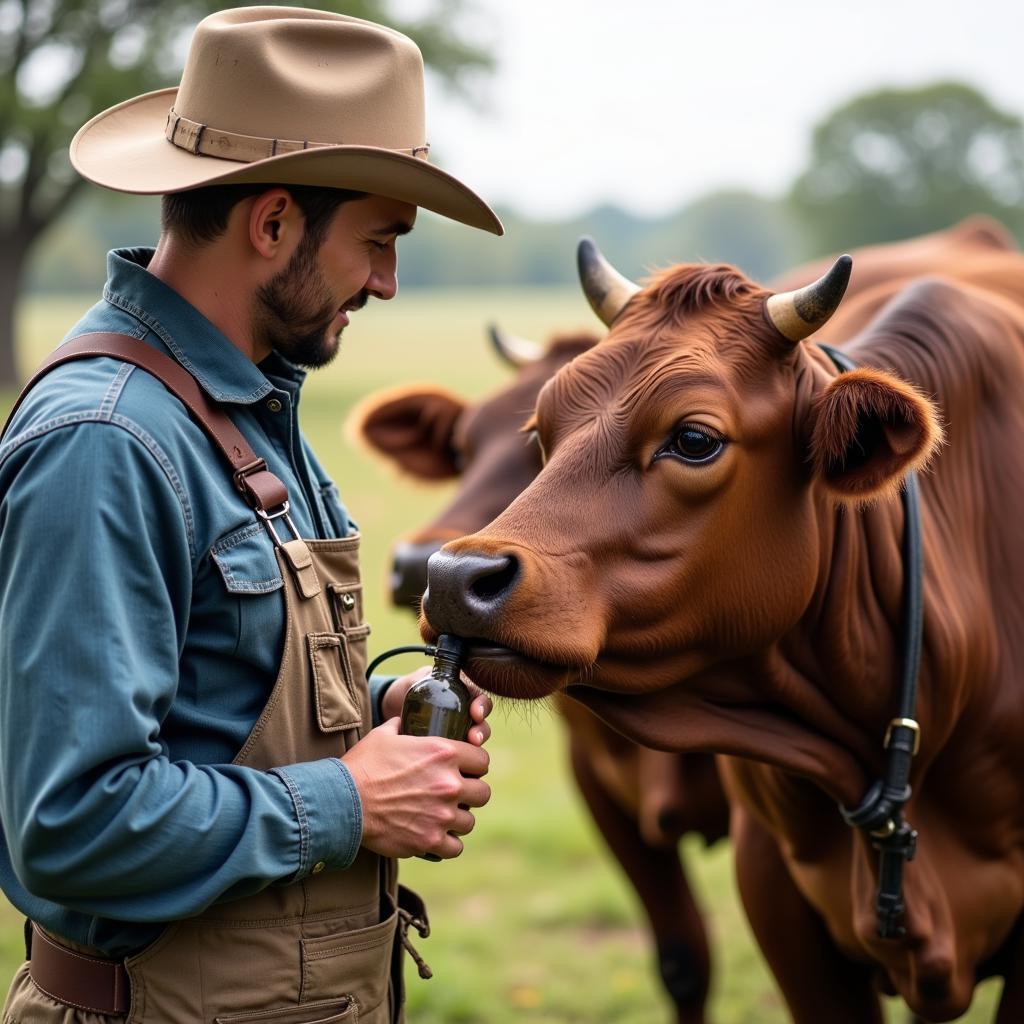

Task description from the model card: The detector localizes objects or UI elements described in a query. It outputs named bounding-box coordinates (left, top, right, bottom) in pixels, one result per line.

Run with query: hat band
left=165, top=108, right=430, bottom=165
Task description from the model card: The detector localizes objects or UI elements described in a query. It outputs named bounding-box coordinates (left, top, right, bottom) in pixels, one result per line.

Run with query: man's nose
left=367, top=255, right=398, bottom=300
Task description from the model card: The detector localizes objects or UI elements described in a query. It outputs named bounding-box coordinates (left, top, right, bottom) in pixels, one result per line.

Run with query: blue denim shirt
left=0, top=249, right=389, bottom=956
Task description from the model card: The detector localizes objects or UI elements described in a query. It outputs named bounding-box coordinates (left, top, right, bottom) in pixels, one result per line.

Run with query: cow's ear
left=347, top=386, right=466, bottom=480
left=809, top=367, right=943, bottom=503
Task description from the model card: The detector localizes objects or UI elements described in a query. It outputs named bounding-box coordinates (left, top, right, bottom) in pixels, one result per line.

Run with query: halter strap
left=818, top=342, right=923, bottom=940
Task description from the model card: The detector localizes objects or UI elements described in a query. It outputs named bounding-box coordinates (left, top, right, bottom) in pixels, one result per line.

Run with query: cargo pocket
left=307, top=632, right=368, bottom=734
left=215, top=995, right=356, bottom=1024
left=299, top=910, right=398, bottom=1021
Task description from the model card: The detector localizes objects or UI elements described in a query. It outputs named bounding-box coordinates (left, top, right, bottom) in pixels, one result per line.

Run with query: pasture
left=0, top=288, right=1001, bottom=1022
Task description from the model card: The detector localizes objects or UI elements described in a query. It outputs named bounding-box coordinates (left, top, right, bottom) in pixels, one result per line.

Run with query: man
left=0, top=7, right=501, bottom=1022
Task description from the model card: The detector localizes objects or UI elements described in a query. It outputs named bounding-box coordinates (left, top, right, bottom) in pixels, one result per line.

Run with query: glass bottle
left=400, top=634, right=470, bottom=740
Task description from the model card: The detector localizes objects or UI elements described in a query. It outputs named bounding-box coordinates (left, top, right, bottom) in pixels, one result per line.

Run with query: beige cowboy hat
left=70, top=5, right=502, bottom=235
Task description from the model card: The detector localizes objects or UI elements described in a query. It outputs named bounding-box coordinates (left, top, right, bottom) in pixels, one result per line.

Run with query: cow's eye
left=658, top=424, right=725, bottom=465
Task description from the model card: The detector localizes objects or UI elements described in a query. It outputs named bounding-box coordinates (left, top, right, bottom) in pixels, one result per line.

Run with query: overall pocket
left=299, top=909, right=398, bottom=1020
left=307, top=632, right=366, bottom=734
left=215, top=995, right=356, bottom=1024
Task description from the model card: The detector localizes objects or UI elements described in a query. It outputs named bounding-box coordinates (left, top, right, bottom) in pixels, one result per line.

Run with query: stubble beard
left=253, top=234, right=364, bottom=370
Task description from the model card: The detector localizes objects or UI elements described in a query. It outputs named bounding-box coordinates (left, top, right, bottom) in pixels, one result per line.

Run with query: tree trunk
left=0, top=240, right=28, bottom=391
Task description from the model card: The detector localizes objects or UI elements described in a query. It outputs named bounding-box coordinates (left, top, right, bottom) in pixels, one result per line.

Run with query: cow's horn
left=765, top=254, right=854, bottom=342
left=577, top=237, right=641, bottom=327
left=488, top=324, right=544, bottom=368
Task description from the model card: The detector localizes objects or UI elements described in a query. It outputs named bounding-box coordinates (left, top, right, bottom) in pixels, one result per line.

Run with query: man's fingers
left=434, top=833, right=465, bottom=860
left=450, top=807, right=476, bottom=836
left=455, top=743, right=490, bottom=777
left=468, top=721, right=490, bottom=746
left=469, top=692, right=493, bottom=721
left=457, top=777, right=490, bottom=809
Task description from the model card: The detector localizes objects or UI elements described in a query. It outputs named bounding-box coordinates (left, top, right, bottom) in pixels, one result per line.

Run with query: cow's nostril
left=469, top=555, right=519, bottom=601
left=423, top=550, right=522, bottom=638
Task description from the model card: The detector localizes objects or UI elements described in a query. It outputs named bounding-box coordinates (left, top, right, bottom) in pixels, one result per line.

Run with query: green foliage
left=790, top=81, right=1024, bottom=253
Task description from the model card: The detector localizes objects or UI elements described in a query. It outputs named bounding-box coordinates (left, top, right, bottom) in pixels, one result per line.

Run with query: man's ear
left=346, top=385, right=467, bottom=480
left=808, top=367, right=944, bottom=503
left=249, top=188, right=300, bottom=259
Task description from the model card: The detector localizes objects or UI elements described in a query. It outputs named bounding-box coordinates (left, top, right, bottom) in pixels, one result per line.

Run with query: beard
left=253, top=233, right=366, bottom=370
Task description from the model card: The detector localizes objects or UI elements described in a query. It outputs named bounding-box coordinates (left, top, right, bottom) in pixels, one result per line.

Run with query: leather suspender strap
left=2, top=332, right=288, bottom=514
left=28, top=923, right=130, bottom=1015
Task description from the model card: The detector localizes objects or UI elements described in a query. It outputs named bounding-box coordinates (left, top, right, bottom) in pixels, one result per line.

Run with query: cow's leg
left=732, top=806, right=883, bottom=1024
left=568, top=737, right=709, bottom=1024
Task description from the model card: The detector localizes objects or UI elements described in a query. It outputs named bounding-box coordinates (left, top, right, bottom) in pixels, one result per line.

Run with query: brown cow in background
left=352, top=331, right=728, bottom=1024
left=420, top=237, right=1024, bottom=1022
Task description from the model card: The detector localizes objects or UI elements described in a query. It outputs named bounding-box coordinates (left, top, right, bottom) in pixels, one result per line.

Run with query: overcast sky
left=395, top=0, right=1024, bottom=220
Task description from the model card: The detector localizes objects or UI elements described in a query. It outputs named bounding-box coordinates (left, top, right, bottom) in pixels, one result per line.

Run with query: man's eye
left=657, top=424, right=725, bottom=465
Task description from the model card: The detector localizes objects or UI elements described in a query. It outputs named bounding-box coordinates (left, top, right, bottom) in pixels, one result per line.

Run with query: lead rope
left=818, top=343, right=924, bottom=940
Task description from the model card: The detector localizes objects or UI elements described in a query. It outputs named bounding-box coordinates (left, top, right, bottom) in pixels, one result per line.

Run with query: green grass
left=0, top=290, right=1003, bottom=1021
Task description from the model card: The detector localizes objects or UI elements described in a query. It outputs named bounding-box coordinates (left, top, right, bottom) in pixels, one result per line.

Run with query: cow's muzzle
left=421, top=549, right=520, bottom=637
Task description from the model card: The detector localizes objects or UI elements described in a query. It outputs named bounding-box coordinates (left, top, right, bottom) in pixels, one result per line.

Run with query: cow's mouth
left=457, top=640, right=580, bottom=699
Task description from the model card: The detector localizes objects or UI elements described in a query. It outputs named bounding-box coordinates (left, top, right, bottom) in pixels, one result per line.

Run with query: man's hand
left=342, top=719, right=491, bottom=859
left=380, top=667, right=493, bottom=747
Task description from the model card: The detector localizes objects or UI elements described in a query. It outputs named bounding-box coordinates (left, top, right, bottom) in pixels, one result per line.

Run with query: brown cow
left=770, top=213, right=1016, bottom=295
left=352, top=331, right=728, bottom=1024
left=419, top=242, right=1024, bottom=1022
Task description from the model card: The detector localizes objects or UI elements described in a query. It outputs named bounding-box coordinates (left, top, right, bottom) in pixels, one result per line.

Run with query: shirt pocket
left=210, top=522, right=285, bottom=670
left=211, top=522, right=284, bottom=595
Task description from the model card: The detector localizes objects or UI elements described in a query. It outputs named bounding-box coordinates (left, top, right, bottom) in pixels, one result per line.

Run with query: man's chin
left=277, top=328, right=342, bottom=370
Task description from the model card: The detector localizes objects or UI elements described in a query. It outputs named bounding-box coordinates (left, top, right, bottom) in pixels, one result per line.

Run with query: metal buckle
left=870, top=818, right=897, bottom=839
left=883, top=717, right=921, bottom=755
left=233, top=457, right=267, bottom=485
left=255, top=501, right=301, bottom=548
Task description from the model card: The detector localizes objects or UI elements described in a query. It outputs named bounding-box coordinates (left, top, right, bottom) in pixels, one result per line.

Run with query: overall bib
left=2, top=336, right=426, bottom=1024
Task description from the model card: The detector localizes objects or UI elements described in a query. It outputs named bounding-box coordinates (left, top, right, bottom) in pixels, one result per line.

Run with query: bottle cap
left=434, top=633, right=466, bottom=665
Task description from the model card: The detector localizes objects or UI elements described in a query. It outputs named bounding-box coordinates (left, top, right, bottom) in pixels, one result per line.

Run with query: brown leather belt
left=29, top=923, right=130, bottom=1015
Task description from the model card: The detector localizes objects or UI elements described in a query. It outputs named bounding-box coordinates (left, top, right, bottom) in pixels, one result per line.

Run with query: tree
left=789, top=81, right=1024, bottom=256
left=0, top=0, right=492, bottom=387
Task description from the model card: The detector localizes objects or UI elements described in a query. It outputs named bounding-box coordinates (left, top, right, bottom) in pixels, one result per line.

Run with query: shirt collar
left=102, top=248, right=306, bottom=404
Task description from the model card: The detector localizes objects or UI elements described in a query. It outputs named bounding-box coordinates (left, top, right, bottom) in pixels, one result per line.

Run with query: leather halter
left=818, top=343, right=924, bottom=940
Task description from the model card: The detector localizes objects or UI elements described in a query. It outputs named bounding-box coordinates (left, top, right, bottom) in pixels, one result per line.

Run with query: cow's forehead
left=535, top=310, right=784, bottom=439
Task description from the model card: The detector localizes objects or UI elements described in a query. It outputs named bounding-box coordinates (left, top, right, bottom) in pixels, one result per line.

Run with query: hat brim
left=71, top=87, right=503, bottom=235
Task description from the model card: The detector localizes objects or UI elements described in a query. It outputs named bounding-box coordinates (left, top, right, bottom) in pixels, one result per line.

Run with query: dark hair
left=160, top=184, right=366, bottom=248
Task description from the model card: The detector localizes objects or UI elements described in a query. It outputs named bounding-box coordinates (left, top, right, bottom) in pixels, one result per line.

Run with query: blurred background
left=0, top=0, right=1020, bottom=1019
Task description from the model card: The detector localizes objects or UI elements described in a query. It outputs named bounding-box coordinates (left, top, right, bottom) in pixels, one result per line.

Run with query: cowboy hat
left=70, top=6, right=503, bottom=235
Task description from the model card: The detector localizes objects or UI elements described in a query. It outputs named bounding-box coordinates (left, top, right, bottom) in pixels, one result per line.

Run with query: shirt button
left=312, top=861, right=326, bottom=874
left=266, top=398, right=283, bottom=413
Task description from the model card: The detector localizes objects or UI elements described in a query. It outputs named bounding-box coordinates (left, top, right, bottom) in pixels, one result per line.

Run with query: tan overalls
left=3, top=335, right=425, bottom=1024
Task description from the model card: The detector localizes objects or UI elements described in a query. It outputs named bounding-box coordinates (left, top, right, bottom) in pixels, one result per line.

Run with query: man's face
left=255, top=194, right=416, bottom=368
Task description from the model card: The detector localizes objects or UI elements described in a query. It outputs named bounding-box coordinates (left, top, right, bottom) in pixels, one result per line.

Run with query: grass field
left=0, top=290, right=1003, bottom=1022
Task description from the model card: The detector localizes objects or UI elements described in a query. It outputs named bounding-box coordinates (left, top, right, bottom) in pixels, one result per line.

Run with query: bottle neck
left=432, top=652, right=462, bottom=683
left=432, top=634, right=465, bottom=682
